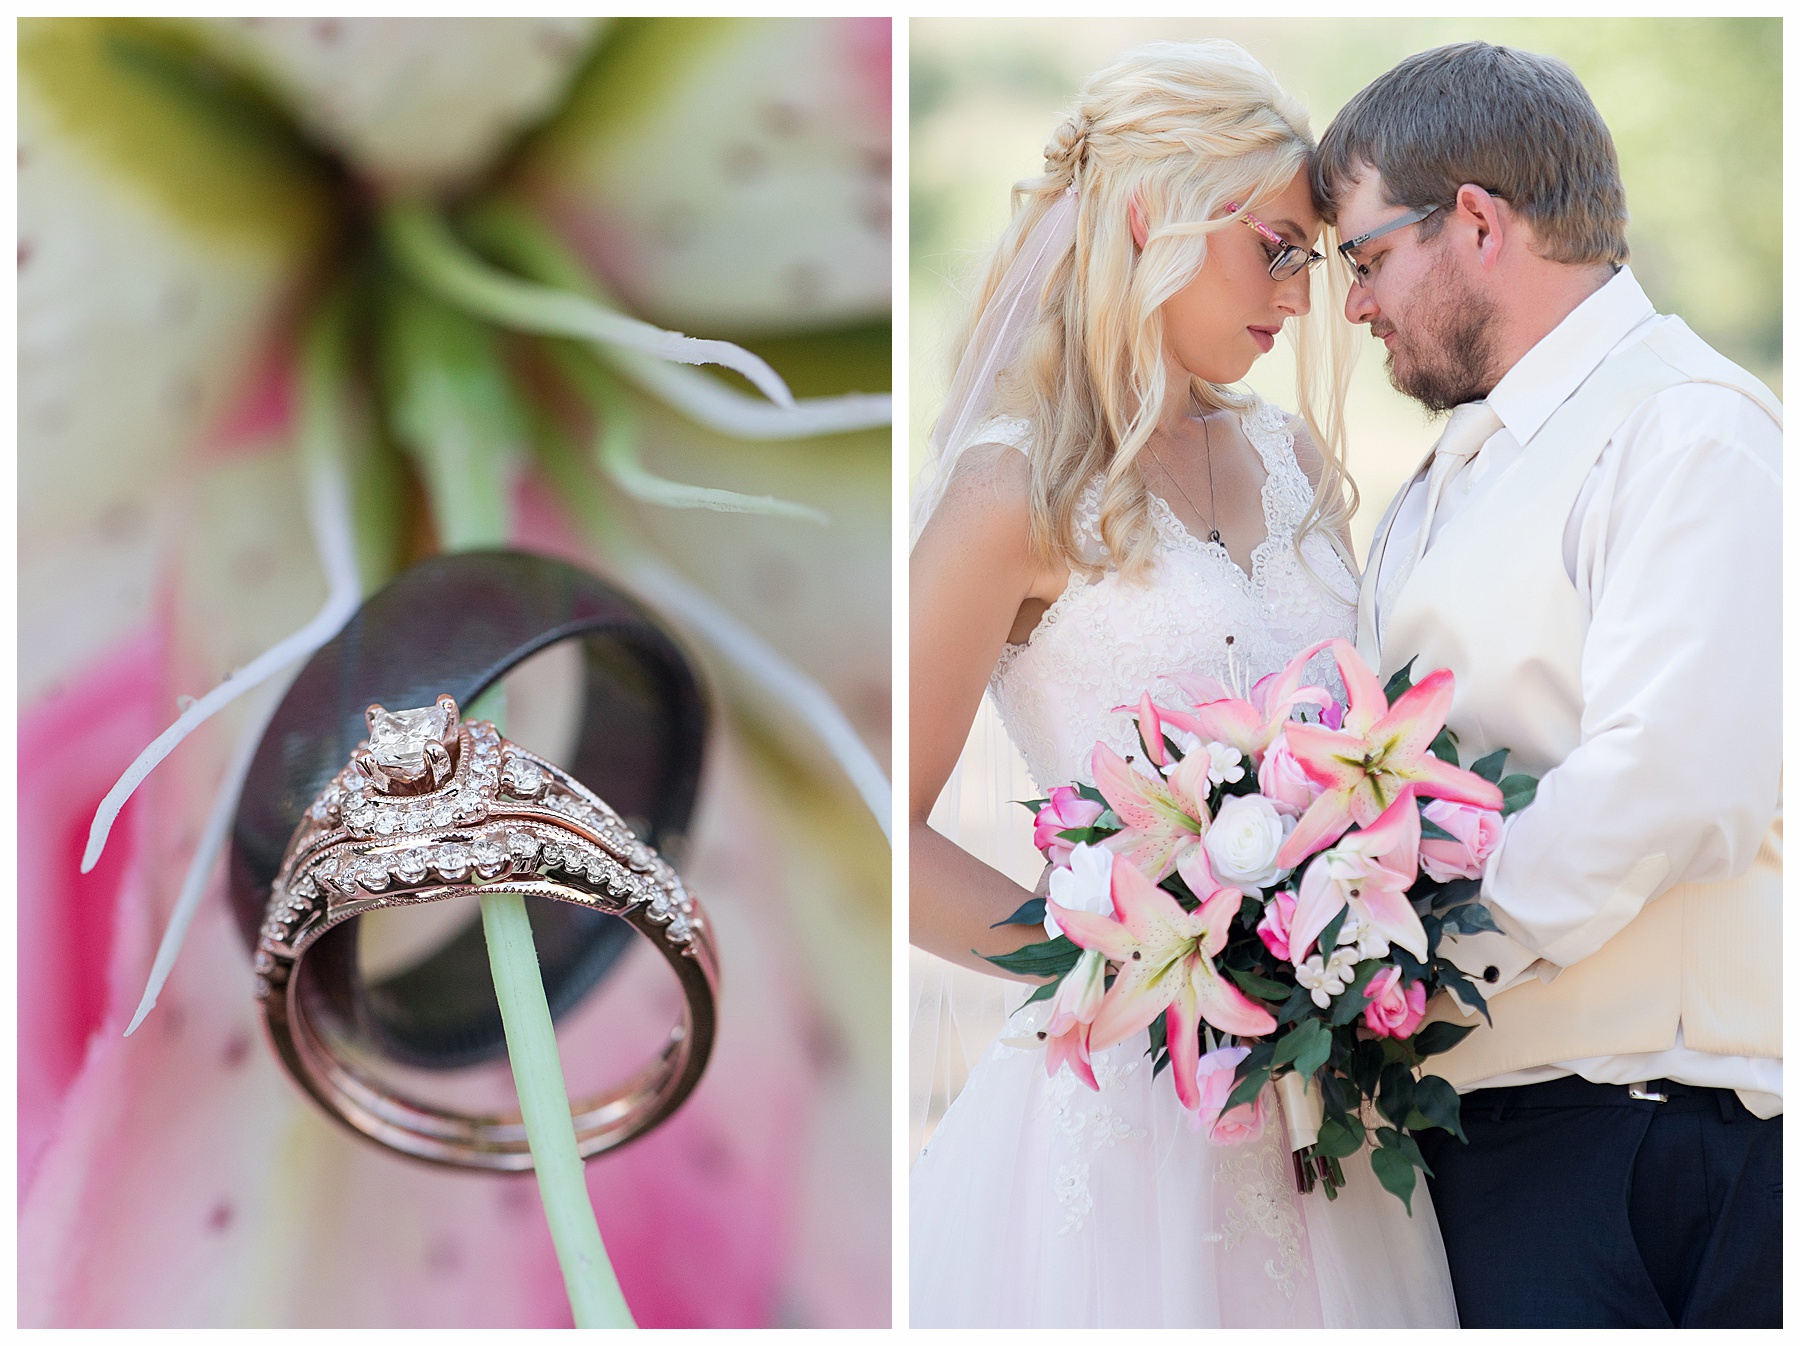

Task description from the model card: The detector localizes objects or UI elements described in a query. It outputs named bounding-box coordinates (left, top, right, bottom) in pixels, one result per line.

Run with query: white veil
left=909, top=187, right=1080, bottom=1157
left=909, top=187, right=1078, bottom=542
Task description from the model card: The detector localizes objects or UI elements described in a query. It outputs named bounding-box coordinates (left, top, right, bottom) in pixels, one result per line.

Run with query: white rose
left=1201, top=794, right=1293, bottom=896
left=1045, top=841, right=1115, bottom=939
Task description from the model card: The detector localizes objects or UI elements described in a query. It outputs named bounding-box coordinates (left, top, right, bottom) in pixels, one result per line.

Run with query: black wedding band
left=230, top=549, right=708, bottom=1070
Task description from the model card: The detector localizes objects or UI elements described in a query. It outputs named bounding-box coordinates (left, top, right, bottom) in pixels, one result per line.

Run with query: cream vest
left=1357, top=317, right=1783, bottom=1085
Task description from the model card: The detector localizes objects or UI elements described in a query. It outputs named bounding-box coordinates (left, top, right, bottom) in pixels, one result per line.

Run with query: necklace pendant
left=1208, top=529, right=1222, bottom=545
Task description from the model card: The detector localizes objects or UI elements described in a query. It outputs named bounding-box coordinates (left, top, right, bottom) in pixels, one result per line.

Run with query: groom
left=1313, top=43, right=1781, bottom=1328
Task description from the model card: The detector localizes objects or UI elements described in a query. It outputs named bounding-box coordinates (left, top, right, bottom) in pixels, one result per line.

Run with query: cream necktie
left=1381, top=400, right=1504, bottom=631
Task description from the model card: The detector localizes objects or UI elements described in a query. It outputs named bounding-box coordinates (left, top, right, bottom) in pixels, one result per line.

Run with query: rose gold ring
left=255, top=695, right=718, bottom=1170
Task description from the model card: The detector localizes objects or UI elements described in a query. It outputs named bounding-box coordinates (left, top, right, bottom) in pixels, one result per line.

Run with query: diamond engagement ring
left=256, top=692, right=718, bottom=1170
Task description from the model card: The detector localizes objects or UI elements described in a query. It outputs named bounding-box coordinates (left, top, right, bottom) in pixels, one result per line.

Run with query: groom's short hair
left=1313, top=42, right=1629, bottom=267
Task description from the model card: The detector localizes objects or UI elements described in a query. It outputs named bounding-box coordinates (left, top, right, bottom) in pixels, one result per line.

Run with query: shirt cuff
left=1438, top=928, right=1550, bottom=1015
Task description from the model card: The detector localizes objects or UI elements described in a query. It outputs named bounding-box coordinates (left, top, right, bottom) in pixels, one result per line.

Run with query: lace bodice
left=988, top=398, right=1358, bottom=790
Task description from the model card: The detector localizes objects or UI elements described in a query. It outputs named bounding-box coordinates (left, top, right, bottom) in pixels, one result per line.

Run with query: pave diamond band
left=259, top=697, right=718, bottom=1170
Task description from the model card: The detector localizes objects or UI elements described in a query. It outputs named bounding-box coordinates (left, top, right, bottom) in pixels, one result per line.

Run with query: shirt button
left=1483, top=966, right=1500, bottom=983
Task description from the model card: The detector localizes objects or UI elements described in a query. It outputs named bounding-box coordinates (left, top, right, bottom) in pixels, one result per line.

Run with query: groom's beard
left=1383, top=253, right=1500, bottom=414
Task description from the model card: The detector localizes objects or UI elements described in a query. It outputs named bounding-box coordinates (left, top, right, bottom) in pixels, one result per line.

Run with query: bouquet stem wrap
left=1275, top=1071, right=1323, bottom=1154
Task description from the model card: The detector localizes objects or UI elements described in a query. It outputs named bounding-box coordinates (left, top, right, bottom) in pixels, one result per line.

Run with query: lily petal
left=1276, top=786, right=1356, bottom=869
left=1366, top=667, right=1455, bottom=768
left=1401, top=751, right=1506, bottom=811
left=1329, top=638, right=1389, bottom=738
left=1354, top=872, right=1432, bottom=961
left=1192, top=963, right=1280, bottom=1037
left=1164, top=990, right=1203, bottom=1111
left=1287, top=857, right=1346, bottom=964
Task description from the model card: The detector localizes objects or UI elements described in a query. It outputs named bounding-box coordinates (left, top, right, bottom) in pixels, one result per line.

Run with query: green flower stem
left=380, top=272, right=633, bottom=1328
left=480, top=888, right=633, bottom=1328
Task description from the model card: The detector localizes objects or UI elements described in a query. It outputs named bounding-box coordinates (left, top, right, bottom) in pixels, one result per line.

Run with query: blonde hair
left=955, top=40, right=1358, bottom=582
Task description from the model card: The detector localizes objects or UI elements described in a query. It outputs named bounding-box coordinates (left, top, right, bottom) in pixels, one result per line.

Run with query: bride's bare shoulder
left=920, top=437, right=1034, bottom=552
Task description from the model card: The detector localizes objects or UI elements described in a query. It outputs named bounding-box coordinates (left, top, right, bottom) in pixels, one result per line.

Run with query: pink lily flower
left=1157, top=638, right=1336, bottom=768
left=1041, top=949, right=1107, bottom=1089
left=1091, top=742, right=1211, bottom=883
left=1276, top=640, right=1504, bottom=868
left=1048, top=851, right=1276, bottom=1111
left=1032, top=786, right=1105, bottom=867
left=1287, top=791, right=1429, bottom=962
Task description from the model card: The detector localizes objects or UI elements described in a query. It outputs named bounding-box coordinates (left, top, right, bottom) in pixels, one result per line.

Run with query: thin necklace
left=1150, top=403, right=1223, bottom=546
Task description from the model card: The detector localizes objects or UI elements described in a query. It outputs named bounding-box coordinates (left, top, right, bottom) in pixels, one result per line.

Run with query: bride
left=908, top=42, right=1457, bottom=1327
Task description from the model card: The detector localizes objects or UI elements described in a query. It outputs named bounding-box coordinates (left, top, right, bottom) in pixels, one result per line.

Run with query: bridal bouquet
left=991, top=638, right=1538, bottom=1211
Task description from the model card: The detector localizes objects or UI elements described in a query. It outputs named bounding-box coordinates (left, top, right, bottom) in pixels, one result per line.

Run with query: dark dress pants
left=1414, top=1076, right=1781, bottom=1327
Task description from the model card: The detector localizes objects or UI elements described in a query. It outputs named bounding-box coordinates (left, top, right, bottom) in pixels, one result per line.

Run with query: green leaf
left=1315, top=1113, right=1366, bottom=1159
left=1277, top=985, right=1317, bottom=1025
left=1499, top=774, right=1539, bottom=816
left=1327, top=960, right=1385, bottom=1027
left=1075, top=783, right=1108, bottom=806
left=1147, top=1009, right=1168, bottom=1060
left=1292, top=1027, right=1333, bottom=1081
left=1378, top=1061, right=1417, bottom=1128
left=1017, top=797, right=1050, bottom=815
left=980, top=935, right=1081, bottom=979
left=1227, top=966, right=1291, bottom=1002
left=1410, top=1074, right=1468, bottom=1143
left=1370, top=1144, right=1417, bottom=1214
left=1411, top=1019, right=1477, bottom=1058
left=1441, top=902, right=1500, bottom=937
left=1436, top=965, right=1492, bottom=1024
left=1054, top=825, right=1114, bottom=846
left=990, top=897, right=1046, bottom=929
left=1021, top=978, right=1060, bottom=1007
left=1383, top=658, right=1418, bottom=703
left=1469, top=748, right=1509, bottom=784
left=1317, top=906, right=1348, bottom=957
left=1272, top=1017, right=1327, bottom=1071
left=1225, top=1066, right=1271, bottom=1114
left=1419, top=816, right=1459, bottom=842
left=1427, top=726, right=1459, bottom=769
left=1380, top=1124, right=1436, bottom=1177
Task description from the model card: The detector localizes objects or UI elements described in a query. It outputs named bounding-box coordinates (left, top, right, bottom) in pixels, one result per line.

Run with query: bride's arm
left=910, top=443, right=1063, bottom=979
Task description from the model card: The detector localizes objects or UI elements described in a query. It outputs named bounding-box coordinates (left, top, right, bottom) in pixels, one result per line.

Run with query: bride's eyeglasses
left=1225, top=203, right=1326, bottom=282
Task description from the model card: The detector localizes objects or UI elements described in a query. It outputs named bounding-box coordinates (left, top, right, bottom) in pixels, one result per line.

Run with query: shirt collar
left=1485, top=265, right=1658, bottom=447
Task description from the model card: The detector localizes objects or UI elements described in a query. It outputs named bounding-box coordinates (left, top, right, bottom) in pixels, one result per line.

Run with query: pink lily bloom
left=1157, top=637, right=1336, bottom=769
left=1091, top=742, right=1211, bottom=883
left=1276, top=640, right=1504, bottom=869
left=1041, top=949, right=1107, bottom=1089
left=1288, top=791, right=1429, bottom=963
left=1032, top=786, right=1105, bottom=867
left=1048, top=852, right=1276, bottom=1111
left=1362, top=966, right=1429, bottom=1039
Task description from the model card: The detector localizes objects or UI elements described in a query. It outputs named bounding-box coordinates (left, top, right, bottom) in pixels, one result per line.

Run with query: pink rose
left=1033, top=787, right=1105, bottom=867
left=1256, top=889, right=1298, bottom=963
left=1258, top=732, right=1324, bottom=817
left=1418, top=799, right=1504, bottom=882
left=1361, top=966, right=1429, bottom=1039
left=1190, top=1046, right=1269, bottom=1144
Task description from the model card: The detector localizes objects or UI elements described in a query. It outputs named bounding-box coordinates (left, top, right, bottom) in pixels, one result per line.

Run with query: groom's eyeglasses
left=1226, top=203, right=1326, bottom=282
left=1337, top=205, right=1443, bottom=284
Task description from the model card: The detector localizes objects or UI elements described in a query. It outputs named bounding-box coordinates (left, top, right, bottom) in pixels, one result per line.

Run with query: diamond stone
left=367, top=703, right=453, bottom=778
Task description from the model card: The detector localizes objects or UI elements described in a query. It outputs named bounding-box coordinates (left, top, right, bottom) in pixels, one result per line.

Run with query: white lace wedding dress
left=910, top=399, right=1459, bottom=1327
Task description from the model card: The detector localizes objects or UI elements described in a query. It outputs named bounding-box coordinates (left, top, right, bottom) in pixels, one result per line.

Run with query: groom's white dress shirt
left=1372, top=267, right=1782, bottom=1115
